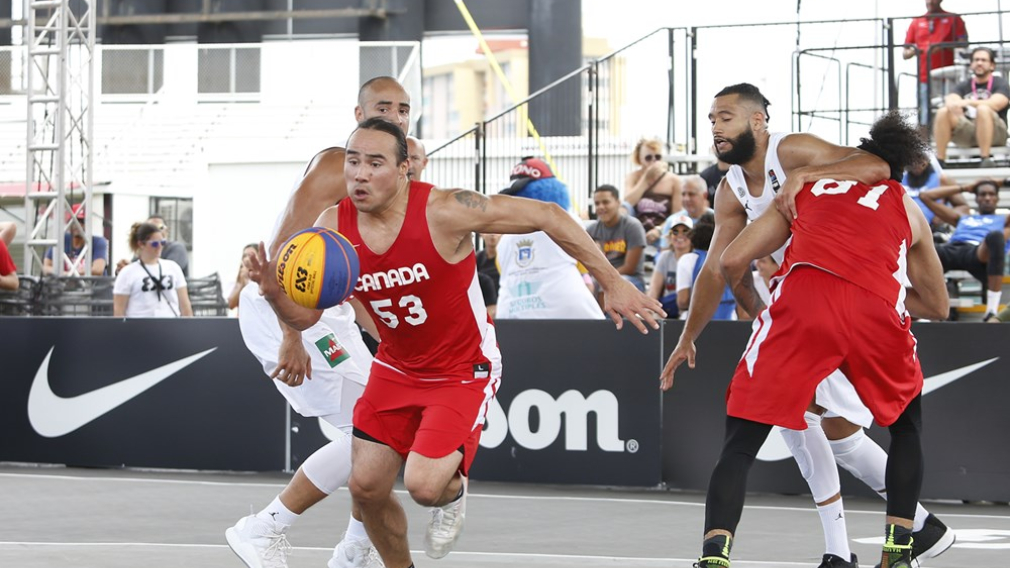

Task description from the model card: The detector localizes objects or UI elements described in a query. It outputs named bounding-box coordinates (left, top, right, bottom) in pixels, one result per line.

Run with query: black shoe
left=911, top=514, right=956, bottom=561
left=818, top=553, right=858, bottom=567
left=694, top=557, right=731, bottom=568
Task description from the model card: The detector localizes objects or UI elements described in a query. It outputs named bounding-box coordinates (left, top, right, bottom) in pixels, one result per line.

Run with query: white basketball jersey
left=724, top=132, right=791, bottom=263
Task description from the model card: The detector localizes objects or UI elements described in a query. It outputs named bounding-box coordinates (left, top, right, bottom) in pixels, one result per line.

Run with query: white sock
left=345, top=513, right=369, bottom=541
left=987, top=290, right=1001, bottom=315
left=912, top=505, right=929, bottom=532
left=816, top=499, right=851, bottom=559
left=257, top=496, right=299, bottom=528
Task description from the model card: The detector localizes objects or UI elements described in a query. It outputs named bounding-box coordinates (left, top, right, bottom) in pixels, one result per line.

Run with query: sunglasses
left=669, top=227, right=691, bottom=236
left=146, top=240, right=168, bottom=248
left=643, top=153, right=663, bottom=163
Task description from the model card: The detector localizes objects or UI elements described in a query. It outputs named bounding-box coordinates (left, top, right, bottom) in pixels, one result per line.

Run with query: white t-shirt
left=114, top=259, right=188, bottom=317
left=496, top=231, right=604, bottom=320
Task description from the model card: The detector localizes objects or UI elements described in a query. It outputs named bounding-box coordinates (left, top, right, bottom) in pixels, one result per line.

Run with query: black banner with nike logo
left=1, top=318, right=1006, bottom=501
left=0, top=318, right=285, bottom=471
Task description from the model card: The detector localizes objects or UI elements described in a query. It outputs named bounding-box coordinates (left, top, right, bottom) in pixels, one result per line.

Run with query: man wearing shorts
left=246, top=118, right=663, bottom=568
left=226, top=76, right=412, bottom=568
left=662, top=84, right=955, bottom=568
left=696, top=112, right=948, bottom=568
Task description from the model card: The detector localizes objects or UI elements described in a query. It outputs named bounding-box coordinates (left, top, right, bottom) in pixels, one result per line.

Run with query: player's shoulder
left=303, top=147, right=346, bottom=175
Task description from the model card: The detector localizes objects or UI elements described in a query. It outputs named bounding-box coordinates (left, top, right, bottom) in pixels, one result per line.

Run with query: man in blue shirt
left=42, top=204, right=109, bottom=276
left=921, top=179, right=1009, bottom=319
left=901, top=154, right=968, bottom=228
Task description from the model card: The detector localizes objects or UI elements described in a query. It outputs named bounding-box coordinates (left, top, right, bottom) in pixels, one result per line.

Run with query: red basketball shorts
left=727, top=267, right=923, bottom=429
left=352, top=360, right=500, bottom=475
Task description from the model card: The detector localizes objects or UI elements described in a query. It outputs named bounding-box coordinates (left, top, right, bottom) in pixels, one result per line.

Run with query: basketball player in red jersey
left=692, top=113, right=949, bottom=568
left=227, top=77, right=410, bottom=568
left=246, top=117, right=664, bottom=568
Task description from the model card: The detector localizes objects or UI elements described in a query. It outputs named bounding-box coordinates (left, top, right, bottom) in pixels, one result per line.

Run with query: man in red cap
left=42, top=203, right=109, bottom=276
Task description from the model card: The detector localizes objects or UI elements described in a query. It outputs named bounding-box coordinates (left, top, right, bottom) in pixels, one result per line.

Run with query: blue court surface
left=3, top=464, right=1008, bottom=567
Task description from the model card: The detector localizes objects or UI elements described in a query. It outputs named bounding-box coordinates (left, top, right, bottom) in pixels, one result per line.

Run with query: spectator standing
left=476, top=233, right=501, bottom=293
left=113, top=222, right=192, bottom=317
left=699, top=152, right=730, bottom=204
left=43, top=204, right=108, bottom=276
left=624, top=137, right=682, bottom=240
left=675, top=213, right=737, bottom=320
left=588, top=184, right=647, bottom=292
left=647, top=214, right=694, bottom=318
left=146, top=215, right=189, bottom=276
left=407, top=136, right=429, bottom=180
left=226, top=243, right=258, bottom=312
left=920, top=178, right=1010, bottom=319
left=934, top=47, right=1010, bottom=168
left=904, top=0, right=968, bottom=126
left=495, top=162, right=604, bottom=320
left=0, top=222, right=18, bottom=291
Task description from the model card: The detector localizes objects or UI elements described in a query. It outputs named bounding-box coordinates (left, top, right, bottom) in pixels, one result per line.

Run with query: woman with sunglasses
left=624, top=137, right=682, bottom=239
left=113, top=221, right=193, bottom=317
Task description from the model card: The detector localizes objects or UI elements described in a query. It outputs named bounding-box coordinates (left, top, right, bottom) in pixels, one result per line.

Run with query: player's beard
left=717, top=127, right=758, bottom=165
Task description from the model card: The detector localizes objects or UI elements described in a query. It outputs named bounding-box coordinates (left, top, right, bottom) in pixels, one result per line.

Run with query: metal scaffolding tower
left=23, top=0, right=95, bottom=277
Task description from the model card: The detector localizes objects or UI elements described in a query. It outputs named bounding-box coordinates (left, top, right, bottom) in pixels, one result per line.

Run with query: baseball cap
left=64, top=203, right=86, bottom=222
left=501, top=157, right=554, bottom=195
left=668, top=213, right=693, bottom=231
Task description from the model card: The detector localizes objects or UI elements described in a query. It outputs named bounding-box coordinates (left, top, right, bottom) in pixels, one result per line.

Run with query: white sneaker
left=225, top=514, right=292, bottom=568
left=423, top=475, right=467, bottom=559
left=328, top=535, right=384, bottom=568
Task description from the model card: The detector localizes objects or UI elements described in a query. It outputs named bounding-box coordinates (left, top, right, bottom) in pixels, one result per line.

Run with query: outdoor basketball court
left=3, top=464, right=1007, bottom=567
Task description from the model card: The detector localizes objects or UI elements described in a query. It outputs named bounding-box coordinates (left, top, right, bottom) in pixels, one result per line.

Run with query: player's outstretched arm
left=660, top=180, right=748, bottom=391
left=245, top=241, right=323, bottom=331
left=903, top=195, right=950, bottom=320
left=720, top=206, right=791, bottom=317
left=268, top=148, right=348, bottom=258
left=775, top=133, right=890, bottom=219
left=432, top=188, right=666, bottom=333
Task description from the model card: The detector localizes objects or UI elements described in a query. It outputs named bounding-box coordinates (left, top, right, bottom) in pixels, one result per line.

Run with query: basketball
left=276, top=227, right=360, bottom=309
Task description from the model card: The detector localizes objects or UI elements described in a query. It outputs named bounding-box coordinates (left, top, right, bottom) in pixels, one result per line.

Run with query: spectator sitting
left=116, top=215, right=189, bottom=277
left=933, top=47, right=1009, bottom=168
left=495, top=164, right=604, bottom=320
left=752, top=254, right=780, bottom=307
left=114, top=222, right=192, bottom=317
left=227, top=243, right=258, bottom=312
left=902, top=153, right=969, bottom=229
left=0, top=221, right=18, bottom=291
left=624, top=137, right=682, bottom=241
left=903, top=0, right=968, bottom=127
left=920, top=178, right=1009, bottom=320
left=588, top=184, right=648, bottom=292
left=698, top=151, right=730, bottom=204
left=647, top=214, right=694, bottom=318
left=651, top=174, right=714, bottom=249
left=43, top=204, right=108, bottom=276
left=676, top=213, right=737, bottom=320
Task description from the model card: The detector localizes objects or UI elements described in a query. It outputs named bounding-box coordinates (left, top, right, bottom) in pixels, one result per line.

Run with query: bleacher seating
left=186, top=272, right=229, bottom=317
left=0, top=275, right=40, bottom=316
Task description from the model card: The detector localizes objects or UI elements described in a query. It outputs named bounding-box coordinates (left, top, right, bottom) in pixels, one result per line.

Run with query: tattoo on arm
left=453, top=190, right=489, bottom=212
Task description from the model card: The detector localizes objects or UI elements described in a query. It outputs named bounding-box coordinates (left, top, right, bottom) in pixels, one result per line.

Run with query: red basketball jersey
left=776, top=178, right=912, bottom=312
left=337, top=181, right=497, bottom=380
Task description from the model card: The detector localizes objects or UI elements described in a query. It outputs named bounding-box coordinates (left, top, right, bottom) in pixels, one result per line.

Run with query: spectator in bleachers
left=114, top=222, right=192, bottom=318
left=227, top=243, right=258, bottom=312
left=933, top=47, right=1009, bottom=168
left=588, top=184, right=647, bottom=292
left=624, top=137, right=682, bottom=242
left=0, top=221, right=18, bottom=291
left=650, top=174, right=713, bottom=249
left=698, top=151, right=730, bottom=204
left=676, top=212, right=738, bottom=320
left=902, top=153, right=969, bottom=228
left=920, top=178, right=1009, bottom=320
left=495, top=165, right=604, bottom=319
left=647, top=213, right=694, bottom=318
left=903, top=0, right=968, bottom=127
left=407, top=136, right=429, bottom=180
left=43, top=204, right=108, bottom=276
left=476, top=232, right=501, bottom=295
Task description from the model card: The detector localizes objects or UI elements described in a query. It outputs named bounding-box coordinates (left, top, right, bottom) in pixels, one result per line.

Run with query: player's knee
left=348, top=472, right=386, bottom=505
left=404, top=478, right=444, bottom=507
left=985, top=230, right=1006, bottom=257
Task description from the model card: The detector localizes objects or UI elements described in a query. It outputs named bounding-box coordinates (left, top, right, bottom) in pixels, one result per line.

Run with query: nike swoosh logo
left=28, top=346, right=217, bottom=438
left=756, top=358, right=999, bottom=462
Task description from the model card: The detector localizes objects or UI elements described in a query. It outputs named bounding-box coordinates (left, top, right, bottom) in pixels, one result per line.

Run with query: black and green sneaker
left=879, top=524, right=914, bottom=568
left=693, top=557, right=731, bottom=568
left=695, top=534, right=732, bottom=568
